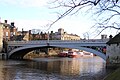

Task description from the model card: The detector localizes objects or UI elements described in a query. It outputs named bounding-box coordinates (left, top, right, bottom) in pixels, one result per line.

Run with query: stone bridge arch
left=8, top=45, right=106, bottom=60
left=8, top=45, right=52, bottom=59
left=53, top=45, right=106, bottom=60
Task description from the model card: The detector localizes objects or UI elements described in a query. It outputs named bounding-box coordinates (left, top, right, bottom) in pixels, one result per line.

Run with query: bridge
left=7, top=39, right=109, bottom=60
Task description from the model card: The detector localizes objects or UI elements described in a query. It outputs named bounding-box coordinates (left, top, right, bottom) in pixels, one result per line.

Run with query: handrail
left=8, top=39, right=108, bottom=45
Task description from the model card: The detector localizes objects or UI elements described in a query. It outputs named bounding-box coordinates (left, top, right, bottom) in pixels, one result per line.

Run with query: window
left=6, top=32, right=8, bottom=37
left=11, top=32, right=13, bottom=36
left=13, top=32, right=15, bottom=35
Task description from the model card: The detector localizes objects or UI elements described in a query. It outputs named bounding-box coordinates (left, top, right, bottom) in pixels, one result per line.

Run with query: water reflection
left=29, top=58, right=81, bottom=76
left=0, top=61, right=23, bottom=80
left=0, top=57, right=107, bottom=80
left=29, top=57, right=106, bottom=77
left=60, top=58, right=80, bottom=76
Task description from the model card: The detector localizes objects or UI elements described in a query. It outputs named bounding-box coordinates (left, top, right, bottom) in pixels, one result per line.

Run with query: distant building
left=50, top=28, right=80, bottom=40
left=1, top=20, right=80, bottom=41
left=28, top=28, right=80, bottom=40
left=101, top=34, right=107, bottom=39
left=1, top=20, right=31, bottom=41
left=0, top=23, right=3, bottom=52
left=17, top=29, right=32, bottom=41
left=106, top=33, right=120, bottom=63
left=2, top=20, right=18, bottom=41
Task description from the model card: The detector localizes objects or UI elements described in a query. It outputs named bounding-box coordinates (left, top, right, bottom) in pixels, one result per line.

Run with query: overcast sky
left=0, top=0, right=118, bottom=39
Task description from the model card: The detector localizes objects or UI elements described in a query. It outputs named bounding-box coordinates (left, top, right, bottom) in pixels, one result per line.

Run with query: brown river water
left=0, top=56, right=111, bottom=80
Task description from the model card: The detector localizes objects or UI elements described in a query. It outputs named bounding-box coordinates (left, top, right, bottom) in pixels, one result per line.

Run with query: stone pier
left=0, top=53, right=7, bottom=60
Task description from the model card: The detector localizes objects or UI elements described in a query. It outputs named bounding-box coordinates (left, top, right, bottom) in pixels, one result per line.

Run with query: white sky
left=0, top=0, right=118, bottom=39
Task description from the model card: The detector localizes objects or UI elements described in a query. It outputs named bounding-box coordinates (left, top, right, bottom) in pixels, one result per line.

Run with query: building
left=16, top=29, right=32, bottom=41
left=28, top=28, right=80, bottom=40
left=1, top=20, right=80, bottom=41
left=1, top=20, right=32, bottom=41
left=106, top=33, right=120, bottom=63
left=50, top=28, right=80, bottom=40
left=101, top=34, right=107, bottom=39
left=2, top=20, right=18, bottom=41
left=0, top=23, right=3, bottom=52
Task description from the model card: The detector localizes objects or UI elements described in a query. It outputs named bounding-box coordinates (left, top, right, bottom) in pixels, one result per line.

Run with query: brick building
left=2, top=20, right=18, bottom=41
left=1, top=20, right=80, bottom=41
left=50, top=28, right=80, bottom=40
left=0, top=23, right=3, bottom=52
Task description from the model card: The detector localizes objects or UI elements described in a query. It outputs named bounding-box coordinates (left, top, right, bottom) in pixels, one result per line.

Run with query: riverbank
left=104, top=66, right=120, bottom=80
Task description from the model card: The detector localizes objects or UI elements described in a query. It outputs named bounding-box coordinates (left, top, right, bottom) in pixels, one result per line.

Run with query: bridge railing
left=7, top=39, right=109, bottom=46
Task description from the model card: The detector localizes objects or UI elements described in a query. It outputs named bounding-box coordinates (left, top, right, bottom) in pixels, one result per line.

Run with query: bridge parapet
left=8, top=39, right=109, bottom=46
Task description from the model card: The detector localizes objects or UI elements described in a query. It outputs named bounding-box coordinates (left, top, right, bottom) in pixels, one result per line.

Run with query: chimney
left=11, top=22, right=14, bottom=27
left=51, top=31, right=53, bottom=33
left=109, top=35, right=113, bottom=40
left=29, top=30, right=31, bottom=34
left=101, top=34, right=107, bottom=39
left=22, top=28, right=24, bottom=32
left=5, top=20, right=7, bottom=24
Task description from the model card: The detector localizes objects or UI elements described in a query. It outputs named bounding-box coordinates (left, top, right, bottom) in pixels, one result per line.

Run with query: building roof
left=106, top=33, right=120, bottom=44
left=16, top=35, right=24, bottom=41
left=1, top=23, right=16, bottom=29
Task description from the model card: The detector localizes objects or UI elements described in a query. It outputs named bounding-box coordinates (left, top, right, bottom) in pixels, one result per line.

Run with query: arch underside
left=8, top=45, right=106, bottom=60
left=9, top=46, right=55, bottom=59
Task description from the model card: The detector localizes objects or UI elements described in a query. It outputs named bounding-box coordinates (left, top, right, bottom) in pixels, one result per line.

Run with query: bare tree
left=48, top=0, right=120, bottom=36
left=83, top=32, right=90, bottom=39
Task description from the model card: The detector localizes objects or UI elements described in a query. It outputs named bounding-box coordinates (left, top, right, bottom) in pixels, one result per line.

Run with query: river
left=0, top=56, right=110, bottom=80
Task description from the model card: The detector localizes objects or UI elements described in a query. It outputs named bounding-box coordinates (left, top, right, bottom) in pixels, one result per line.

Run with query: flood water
left=0, top=56, right=110, bottom=80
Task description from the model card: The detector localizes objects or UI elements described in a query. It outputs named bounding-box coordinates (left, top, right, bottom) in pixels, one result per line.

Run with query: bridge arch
left=8, top=45, right=106, bottom=60
left=8, top=45, right=53, bottom=59
left=53, top=45, right=106, bottom=60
